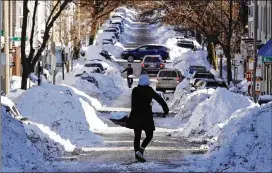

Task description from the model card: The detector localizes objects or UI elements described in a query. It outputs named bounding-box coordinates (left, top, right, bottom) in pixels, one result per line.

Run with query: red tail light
left=177, top=77, right=180, bottom=82
left=141, top=63, right=144, bottom=67
left=160, top=64, right=164, bottom=68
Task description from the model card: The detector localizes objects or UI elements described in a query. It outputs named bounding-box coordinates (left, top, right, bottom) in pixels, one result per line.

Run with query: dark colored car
left=141, top=55, right=165, bottom=74
left=190, top=71, right=215, bottom=86
left=188, top=66, right=207, bottom=74
left=121, top=45, right=170, bottom=62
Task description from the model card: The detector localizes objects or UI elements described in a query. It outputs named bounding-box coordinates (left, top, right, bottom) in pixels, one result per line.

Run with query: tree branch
left=31, top=0, right=71, bottom=66
left=28, top=0, right=38, bottom=61
left=21, top=0, right=30, bottom=66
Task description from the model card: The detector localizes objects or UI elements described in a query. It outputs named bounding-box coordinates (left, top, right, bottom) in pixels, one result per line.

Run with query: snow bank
left=15, top=83, right=104, bottom=149
left=1, top=106, right=62, bottom=172
left=165, top=38, right=192, bottom=61
left=182, top=88, right=253, bottom=138
left=170, top=103, right=272, bottom=172
left=171, top=50, right=210, bottom=77
left=173, top=89, right=214, bottom=123
left=10, top=75, right=35, bottom=91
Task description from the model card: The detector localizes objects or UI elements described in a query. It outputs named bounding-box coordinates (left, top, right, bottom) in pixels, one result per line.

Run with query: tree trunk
left=89, top=20, right=98, bottom=45
left=207, top=42, right=217, bottom=70
left=21, top=62, right=33, bottom=90
left=223, top=46, right=233, bottom=84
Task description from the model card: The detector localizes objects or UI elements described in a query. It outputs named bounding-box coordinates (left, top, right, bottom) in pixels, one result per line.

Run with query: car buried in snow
left=190, top=78, right=228, bottom=92
left=190, top=71, right=215, bottom=86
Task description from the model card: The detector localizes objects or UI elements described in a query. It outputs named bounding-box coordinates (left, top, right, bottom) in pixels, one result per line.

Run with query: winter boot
left=139, top=147, right=145, bottom=155
left=135, top=151, right=146, bottom=163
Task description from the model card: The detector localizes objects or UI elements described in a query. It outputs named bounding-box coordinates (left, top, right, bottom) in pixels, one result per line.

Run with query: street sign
left=0, top=30, right=3, bottom=36
left=262, top=56, right=272, bottom=63
left=256, top=67, right=262, bottom=77
left=246, top=70, right=253, bottom=81
left=11, top=37, right=28, bottom=41
left=255, top=78, right=261, bottom=93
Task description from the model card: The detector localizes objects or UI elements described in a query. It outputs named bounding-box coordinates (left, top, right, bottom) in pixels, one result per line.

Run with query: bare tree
left=75, top=0, right=124, bottom=45
left=133, top=0, right=245, bottom=84
left=21, top=0, right=72, bottom=89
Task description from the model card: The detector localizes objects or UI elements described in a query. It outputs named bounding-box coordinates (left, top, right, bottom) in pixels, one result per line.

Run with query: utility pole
left=0, top=0, right=3, bottom=95
left=252, top=0, right=258, bottom=102
left=9, top=0, right=13, bottom=80
left=4, top=0, right=9, bottom=94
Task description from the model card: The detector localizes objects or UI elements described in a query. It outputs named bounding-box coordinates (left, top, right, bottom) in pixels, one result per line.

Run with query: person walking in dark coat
left=121, top=64, right=133, bottom=88
left=126, top=74, right=169, bottom=162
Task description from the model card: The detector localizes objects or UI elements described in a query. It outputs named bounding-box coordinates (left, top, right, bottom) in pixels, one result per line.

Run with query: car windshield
left=144, top=57, right=161, bottom=62
left=177, top=43, right=194, bottom=49
left=206, top=82, right=219, bottom=87
left=159, top=71, right=177, bottom=77
left=194, top=73, right=214, bottom=79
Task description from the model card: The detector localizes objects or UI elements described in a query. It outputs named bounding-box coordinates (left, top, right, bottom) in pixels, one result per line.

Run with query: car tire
left=127, top=56, right=134, bottom=62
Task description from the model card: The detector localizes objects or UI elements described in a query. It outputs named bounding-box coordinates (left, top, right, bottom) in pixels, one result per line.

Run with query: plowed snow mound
left=183, top=88, right=253, bottom=138
left=16, top=83, right=105, bottom=149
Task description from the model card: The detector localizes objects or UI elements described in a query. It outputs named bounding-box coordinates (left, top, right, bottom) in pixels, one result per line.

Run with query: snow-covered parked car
left=80, top=73, right=99, bottom=87
left=258, top=95, right=272, bottom=105
left=1, top=96, right=25, bottom=120
left=84, top=62, right=107, bottom=74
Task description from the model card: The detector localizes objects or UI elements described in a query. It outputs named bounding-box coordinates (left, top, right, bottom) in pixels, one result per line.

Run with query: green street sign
left=0, top=30, right=3, bottom=36
left=262, top=56, right=272, bottom=63
left=12, top=37, right=28, bottom=41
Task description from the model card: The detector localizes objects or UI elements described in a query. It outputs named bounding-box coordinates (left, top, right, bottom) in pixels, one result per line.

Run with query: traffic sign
left=0, top=30, right=3, bottom=36
left=262, top=56, right=272, bottom=63
left=11, top=37, right=28, bottom=41
left=246, top=70, right=253, bottom=81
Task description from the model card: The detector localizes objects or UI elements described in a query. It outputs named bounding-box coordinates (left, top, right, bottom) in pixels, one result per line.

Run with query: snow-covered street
left=1, top=5, right=272, bottom=173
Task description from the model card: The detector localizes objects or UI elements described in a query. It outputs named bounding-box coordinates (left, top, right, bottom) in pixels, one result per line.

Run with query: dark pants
left=133, top=129, right=153, bottom=152
left=127, top=76, right=133, bottom=88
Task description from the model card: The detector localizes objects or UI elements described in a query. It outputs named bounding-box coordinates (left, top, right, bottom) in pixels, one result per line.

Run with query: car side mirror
left=166, top=97, right=169, bottom=101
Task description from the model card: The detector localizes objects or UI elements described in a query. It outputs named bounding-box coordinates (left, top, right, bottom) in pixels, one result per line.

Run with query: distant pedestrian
left=126, top=74, right=169, bottom=162
left=121, top=64, right=134, bottom=88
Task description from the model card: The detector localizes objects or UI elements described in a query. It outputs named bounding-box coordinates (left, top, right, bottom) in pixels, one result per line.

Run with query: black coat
left=126, top=85, right=169, bottom=131
left=122, top=67, right=133, bottom=76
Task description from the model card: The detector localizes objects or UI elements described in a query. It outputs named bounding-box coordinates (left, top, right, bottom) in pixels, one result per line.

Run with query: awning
left=258, top=39, right=272, bottom=57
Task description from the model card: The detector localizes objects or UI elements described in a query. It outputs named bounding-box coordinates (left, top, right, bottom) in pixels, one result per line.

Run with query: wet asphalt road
left=57, top=18, right=207, bottom=172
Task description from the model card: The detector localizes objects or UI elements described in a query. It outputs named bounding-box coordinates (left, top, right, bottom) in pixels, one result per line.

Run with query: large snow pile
left=171, top=50, right=210, bottom=77
left=15, top=83, right=105, bottom=150
left=170, top=102, right=272, bottom=172
left=1, top=105, right=62, bottom=172
left=182, top=88, right=253, bottom=139
left=173, top=89, right=215, bottom=123
left=165, top=38, right=192, bottom=61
